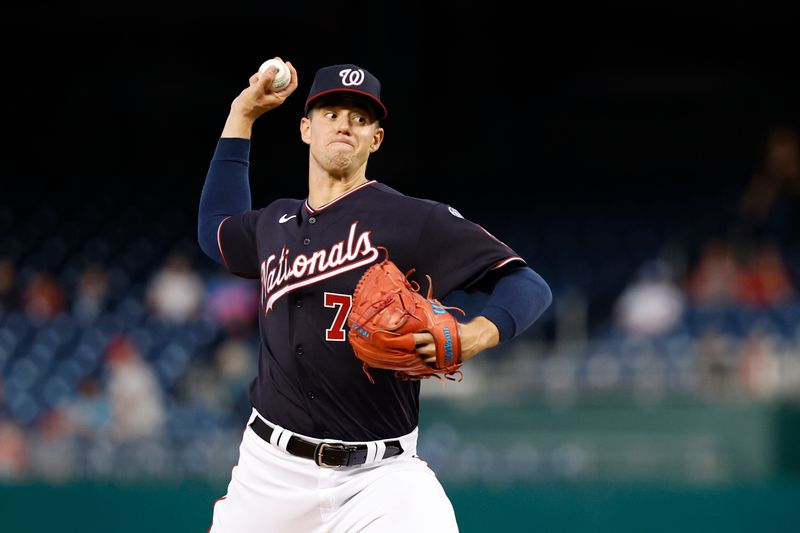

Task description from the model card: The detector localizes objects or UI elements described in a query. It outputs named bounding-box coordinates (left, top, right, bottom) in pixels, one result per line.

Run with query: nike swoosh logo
left=279, top=214, right=297, bottom=223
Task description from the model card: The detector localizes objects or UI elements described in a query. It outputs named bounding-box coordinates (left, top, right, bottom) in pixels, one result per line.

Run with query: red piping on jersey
left=218, top=216, right=232, bottom=270
left=473, top=223, right=526, bottom=269
left=304, top=180, right=377, bottom=213
left=492, top=256, right=525, bottom=269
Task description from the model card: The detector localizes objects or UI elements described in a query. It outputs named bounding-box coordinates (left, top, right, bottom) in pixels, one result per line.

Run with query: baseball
left=258, top=58, right=291, bottom=90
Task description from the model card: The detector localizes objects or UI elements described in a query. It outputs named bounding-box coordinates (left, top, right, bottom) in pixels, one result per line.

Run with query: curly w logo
left=338, top=68, right=365, bottom=86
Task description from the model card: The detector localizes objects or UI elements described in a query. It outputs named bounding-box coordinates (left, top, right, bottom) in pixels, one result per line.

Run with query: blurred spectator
left=696, top=328, right=738, bottom=399
left=0, top=257, right=22, bottom=316
left=738, top=125, right=800, bottom=246
left=685, top=239, right=741, bottom=307
left=22, top=270, right=65, bottom=320
left=177, top=335, right=255, bottom=420
left=104, top=335, right=166, bottom=442
left=737, top=326, right=781, bottom=398
left=1, top=379, right=29, bottom=480
left=614, top=259, right=686, bottom=337
left=32, top=407, right=78, bottom=481
left=145, top=252, right=204, bottom=324
left=735, top=241, right=795, bottom=308
left=215, top=337, right=256, bottom=414
left=179, top=358, right=223, bottom=417
left=0, top=419, right=29, bottom=479
left=73, top=262, right=110, bottom=323
left=203, top=271, right=259, bottom=336
left=62, top=376, right=111, bottom=437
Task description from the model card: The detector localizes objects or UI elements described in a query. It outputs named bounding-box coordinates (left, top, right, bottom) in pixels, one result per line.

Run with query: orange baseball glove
left=347, top=249, right=465, bottom=383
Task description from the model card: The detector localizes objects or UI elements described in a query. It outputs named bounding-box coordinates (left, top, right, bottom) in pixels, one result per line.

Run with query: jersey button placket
left=304, top=213, right=315, bottom=244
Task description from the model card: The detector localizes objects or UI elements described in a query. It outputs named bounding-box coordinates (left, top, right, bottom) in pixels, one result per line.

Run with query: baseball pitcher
left=197, top=58, right=553, bottom=532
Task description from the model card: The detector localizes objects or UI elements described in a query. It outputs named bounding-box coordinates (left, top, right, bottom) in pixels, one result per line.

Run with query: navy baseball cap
left=305, top=64, right=387, bottom=120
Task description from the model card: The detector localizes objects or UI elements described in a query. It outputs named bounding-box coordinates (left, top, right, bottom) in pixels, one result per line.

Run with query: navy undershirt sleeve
left=478, top=266, right=553, bottom=342
left=198, top=138, right=253, bottom=264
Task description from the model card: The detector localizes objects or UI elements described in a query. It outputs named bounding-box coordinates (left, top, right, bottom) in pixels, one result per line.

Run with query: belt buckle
left=315, top=442, right=360, bottom=468
left=315, top=442, right=343, bottom=468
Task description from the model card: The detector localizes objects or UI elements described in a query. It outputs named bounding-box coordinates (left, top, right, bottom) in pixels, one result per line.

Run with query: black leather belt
left=249, top=416, right=404, bottom=468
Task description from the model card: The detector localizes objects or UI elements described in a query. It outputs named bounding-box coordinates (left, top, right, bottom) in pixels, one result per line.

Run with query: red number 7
left=324, top=293, right=352, bottom=341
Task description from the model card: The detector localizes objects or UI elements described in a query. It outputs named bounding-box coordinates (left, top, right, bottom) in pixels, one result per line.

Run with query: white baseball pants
left=208, top=409, right=459, bottom=532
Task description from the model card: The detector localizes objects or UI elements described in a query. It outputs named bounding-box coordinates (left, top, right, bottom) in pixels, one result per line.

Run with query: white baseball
left=258, top=58, right=291, bottom=90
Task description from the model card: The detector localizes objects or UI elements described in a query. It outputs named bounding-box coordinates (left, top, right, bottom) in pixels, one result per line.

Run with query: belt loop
left=373, top=441, right=386, bottom=463
left=269, top=423, right=284, bottom=448
left=277, top=428, right=293, bottom=452
left=364, top=442, right=378, bottom=465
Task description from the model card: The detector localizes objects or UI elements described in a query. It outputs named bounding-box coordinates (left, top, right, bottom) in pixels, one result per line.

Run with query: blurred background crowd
left=2, top=4, right=800, bottom=531
left=2, top=123, right=799, bottom=483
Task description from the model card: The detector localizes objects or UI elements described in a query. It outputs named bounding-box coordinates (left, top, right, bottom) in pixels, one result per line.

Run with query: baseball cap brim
left=304, top=64, right=387, bottom=120
left=306, top=90, right=387, bottom=120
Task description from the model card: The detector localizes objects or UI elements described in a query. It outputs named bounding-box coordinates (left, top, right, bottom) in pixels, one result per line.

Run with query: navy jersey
left=217, top=180, right=525, bottom=441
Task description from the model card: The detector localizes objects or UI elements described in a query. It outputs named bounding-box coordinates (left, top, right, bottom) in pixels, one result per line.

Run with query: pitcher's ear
left=300, top=116, right=312, bottom=144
